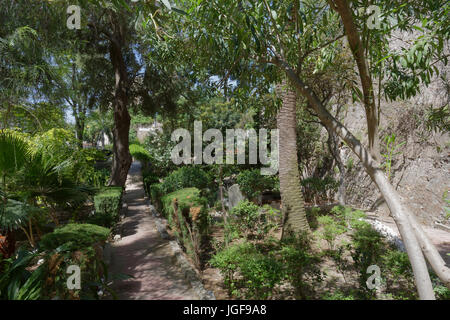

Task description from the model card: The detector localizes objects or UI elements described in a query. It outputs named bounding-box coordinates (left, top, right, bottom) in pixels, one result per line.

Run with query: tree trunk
left=277, top=82, right=310, bottom=238
left=326, top=127, right=346, bottom=205
left=74, top=112, right=84, bottom=149
left=328, top=0, right=380, bottom=161
left=275, top=58, right=437, bottom=299
left=108, top=35, right=131, bottom=187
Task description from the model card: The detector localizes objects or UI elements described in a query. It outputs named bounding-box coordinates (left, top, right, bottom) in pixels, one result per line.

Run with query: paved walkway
left=109, top=162, right=198, bottom=299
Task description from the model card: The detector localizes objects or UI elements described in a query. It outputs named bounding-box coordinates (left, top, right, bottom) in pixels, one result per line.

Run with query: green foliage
left=330, top=205, right=367, bottom=229
left=301, top=176, right=338, bottom=203
left=229, top=200, right=279, bottom=240
left=279, top=234, right=323, bottom=299
left=425, top=105, right=450, bottom=133
left=381, top=133, right=405, bottom=180
left=129, top=143, right=152, bottom=163
left=0, top=130, right=32, bottom=183
left=346, top=157, right=354, bottom=172
left=144, top=131, right=178, bottom=177
left=433, top=283, right=450, bottom=300
left=381, top=249, right=415, bottom=298
left=0, top=199, right=38, bottom=232
left=442, top=190, right=450, bottom=220
left=210, top=241, right=283, bottom=299
left=316, top=215, right=346, bottom=250
left=161, top=188, right=208, bottom=266
left=236, top=169, right=279, bottom=200
left=92, top=187, right=123, bottom=227
left=87, top=168, right=110, bottom=188
left=350, top=222, right=385, bottom=296
left=161, top=166, right=211, bottom=194
left=149, top=182, right=164, bottom=208
left=161, top=188, right=207, bottom=224
left=322, top=290, right=356, bottom=300
left=0, top=247, right=45, bottom=300
left=39, top=223, right=110, bottom=252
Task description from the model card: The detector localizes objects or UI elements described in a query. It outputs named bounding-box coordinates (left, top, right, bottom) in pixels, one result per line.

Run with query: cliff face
left=340, top=58, right=449, bottom=227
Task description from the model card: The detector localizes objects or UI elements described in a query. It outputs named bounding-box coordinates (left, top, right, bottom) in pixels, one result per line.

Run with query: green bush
left=301, top=176, right=338, bottom=203
left=279, top=234, right=323, bottom=299
left=38, top=224, right=115, bottom=300
left=87, top=168, right=110, bottom=188
left=210, top=241, right=283, bottom=299
left=236, top=169, right=279, bottom=200
left=129, top=143, right=152, bottom=163
left=92, top=187, right=123, bottom=227
left=229, top=200, right=279, bottom=240
left=350, top=222, right=385, bottom=297
left=316, top=215, right=347, bottom=250
left=161, top=188, right=208, bottom=267
left=142, top=168, right=159, bottom=196
left=330, top=205, right=367, bottom=229
left=39, top=223, right=110, bottom=252
left=149, top=182, right=164, bottom=208
left=161, top=166, right=211, bottom=194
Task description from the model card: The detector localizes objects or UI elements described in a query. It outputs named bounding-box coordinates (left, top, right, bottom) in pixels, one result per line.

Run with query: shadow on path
left=109, top=162, right=198, bottom=300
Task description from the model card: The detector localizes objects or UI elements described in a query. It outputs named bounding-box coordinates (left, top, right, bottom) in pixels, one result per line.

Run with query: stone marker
left=227, top=184, right=245, bottom=210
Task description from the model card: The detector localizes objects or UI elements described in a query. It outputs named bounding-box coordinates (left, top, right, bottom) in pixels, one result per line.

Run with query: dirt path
left=109, top=162, right=198, bottom=300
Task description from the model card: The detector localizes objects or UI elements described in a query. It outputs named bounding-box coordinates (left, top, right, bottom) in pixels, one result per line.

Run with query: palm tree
left=0, top=131, right=32, bottom=256
left=277, top=82, right=310, bottom=238
left=0, top=130, right=93, bottom=250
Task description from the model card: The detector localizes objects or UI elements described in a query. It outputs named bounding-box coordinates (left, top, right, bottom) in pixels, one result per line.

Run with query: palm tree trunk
left=277, top=82, right=310, bottom=238
left=276, top=58, right=437, bottom=299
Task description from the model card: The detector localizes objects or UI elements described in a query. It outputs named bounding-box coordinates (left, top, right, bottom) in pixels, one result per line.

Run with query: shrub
left=316, top=215, right=347, bottom=250
left=301, top=176, right=338, bottom=203
left=162, top=166, right=211, bottom=194
left=87, top=168, right=110, bottom=188
left=380, top=249, right=415, bottom=297
left=92, top=187, right=123, bottom=227
left=129, top=143, right=152, bottom=163
left=279, top=234, right=323, bottom=299
left=142, top=168, right=159, bottom=195
left=161, top=188, right=208, bottom=267
left=149, top=183, right=164, bottom=209
left=350, top=222, right=385, bottom=296
left=330, top=205, right=367, bottom=229
left=39, top=223, right=110, bottom=252
left=236, top=169, right=279, bottom=200
left=38, top=224, right=114, bottom=300
left=229, top=200, right=279, bottom=240
left=210, top=241, right=283, bottom=299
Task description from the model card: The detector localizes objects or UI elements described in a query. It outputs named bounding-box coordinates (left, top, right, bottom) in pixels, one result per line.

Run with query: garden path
left=109, top=162, right=198, bottom=299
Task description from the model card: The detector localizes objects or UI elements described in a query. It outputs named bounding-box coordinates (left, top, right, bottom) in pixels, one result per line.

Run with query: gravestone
left=227, top=184, right=245, bottom=209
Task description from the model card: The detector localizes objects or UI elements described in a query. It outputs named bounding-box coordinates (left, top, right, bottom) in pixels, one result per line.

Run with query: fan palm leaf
left=0, top=130, right=32, bottom=179
left=0, top=199, right=34, bottom=232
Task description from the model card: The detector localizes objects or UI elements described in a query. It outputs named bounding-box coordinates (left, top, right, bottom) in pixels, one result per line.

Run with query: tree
left=278, top=83, right=310, bottom=235
left=185, top=0, right=450, bottom=298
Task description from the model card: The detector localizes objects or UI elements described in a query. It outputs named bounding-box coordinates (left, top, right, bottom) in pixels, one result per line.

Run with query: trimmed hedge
left=145, top=166, right=213, bottom=209
left=129, top=143, right=152, bottom=163
left=40, top=223, right=110, bottom=251
left=161, top=188, right=209, bottom=266
left=91, top=186, right=123, bottom=227
left=161, top=166, right=211, bottom=194
left=161, top=187, right=207, bottom=224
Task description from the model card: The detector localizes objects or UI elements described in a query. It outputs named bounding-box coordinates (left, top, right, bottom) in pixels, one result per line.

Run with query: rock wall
left=339, top=60, right=449, bottom=226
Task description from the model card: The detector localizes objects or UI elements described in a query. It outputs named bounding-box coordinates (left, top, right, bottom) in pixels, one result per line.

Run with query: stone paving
left=109, top=162, right=198, bottom=300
